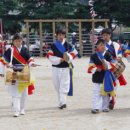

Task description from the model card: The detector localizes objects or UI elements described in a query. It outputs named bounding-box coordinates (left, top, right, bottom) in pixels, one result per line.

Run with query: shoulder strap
left=9, top=47, right=14, bottom=66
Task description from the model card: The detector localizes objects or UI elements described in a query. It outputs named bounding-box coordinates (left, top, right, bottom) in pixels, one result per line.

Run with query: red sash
left=13, top=46, right=27, bottom=65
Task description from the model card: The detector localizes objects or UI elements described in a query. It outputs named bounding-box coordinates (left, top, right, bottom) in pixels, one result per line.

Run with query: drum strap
left=9, top=47, right=14, bottom=66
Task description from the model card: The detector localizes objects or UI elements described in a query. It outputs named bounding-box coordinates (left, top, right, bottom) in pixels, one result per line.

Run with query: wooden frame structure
left=24, top=19, right=109, bottom=57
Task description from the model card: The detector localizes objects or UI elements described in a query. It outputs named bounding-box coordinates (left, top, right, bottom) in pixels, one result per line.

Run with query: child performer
left=88, top=39, right=116, bottom=114
left=101, top=28, right=126, bottom=110
left=47, top=28, right=77, bottom=109
left=0, top=34, right=36, bottom=117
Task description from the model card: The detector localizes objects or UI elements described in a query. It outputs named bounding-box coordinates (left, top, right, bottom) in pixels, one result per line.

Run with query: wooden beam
left=26, top=22, right=29, bottom=50
left=39, top=22, right=43, bottom=57
left=79, top=21, right=83, bottom=56
left=105, top=21, right=108, bottom=28
left=24, top=19, right=109, bottom=23
left=92, top=18, right=95, bottom=53
left=52, top=22, right=56, bottom=42
left=65, top=22, right=69, bottom=42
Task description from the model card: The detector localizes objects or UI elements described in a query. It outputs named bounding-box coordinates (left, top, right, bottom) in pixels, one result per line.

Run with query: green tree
left=0, top=0, right=20, bottom=33
left=94, top=0, right=130, bottom=28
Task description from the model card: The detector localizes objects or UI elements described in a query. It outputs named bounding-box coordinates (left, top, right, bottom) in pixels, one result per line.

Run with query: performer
left=47, top=28, right=77, bottom=109
left=88, top=39, right=116, bottom=114
left=101, top=28, right=126, bottom=110
left=0, top=34, right=6, bottom=57
left=0, top=34, right=36, bottom=117
left=124, top=41, right=130, bottom=60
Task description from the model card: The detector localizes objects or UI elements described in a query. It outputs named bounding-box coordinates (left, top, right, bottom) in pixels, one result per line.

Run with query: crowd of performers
left=0, top=27, right=130, bottom=117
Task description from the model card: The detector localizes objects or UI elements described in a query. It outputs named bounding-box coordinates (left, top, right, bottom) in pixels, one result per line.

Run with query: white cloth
left=16, top=45, right=22, bottom=53
left=106, top=40, right=122, bottom=58
left=52, top=67, right=70, bottom=106
left=49, top=56, right=62, bottom=65
left=8, top=83, right=27, bottom=112
left=0, top=62, right=5, bottom=75
left=92, top=83, right=109, bottom=110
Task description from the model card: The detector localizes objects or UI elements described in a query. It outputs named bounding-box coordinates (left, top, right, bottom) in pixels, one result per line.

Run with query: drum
left=5, top=65, right=30, bottom=84
left=5, top=68, right=17, bottom=84
left=113, top=60, right=126, bottom=78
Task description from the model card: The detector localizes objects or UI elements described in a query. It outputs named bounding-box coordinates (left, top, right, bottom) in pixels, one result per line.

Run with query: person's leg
left=8, top=84, right=21, bottom=117
left=102, top=95, right=110, bottom=112
left=109, top=96, right=115, bottom=110
left=20, top=88, right=28, bottom=115
left=92, top=83, right=102, bottom=113
left=59, top=68, right=70, bottom=108
left=52, top=67, right=61, bottom=106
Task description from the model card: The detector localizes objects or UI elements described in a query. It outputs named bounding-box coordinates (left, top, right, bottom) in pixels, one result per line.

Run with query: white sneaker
left=20, top=109, right=25, bottom=115
left=14, top=112, right=20, bottom=117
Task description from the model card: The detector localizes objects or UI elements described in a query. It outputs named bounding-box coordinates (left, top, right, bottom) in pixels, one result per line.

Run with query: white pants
left=92, top=83, right=109, bottom=110
left=8, top=84, right=27, bottom=113
left=52, top=67, right=70, bottom=106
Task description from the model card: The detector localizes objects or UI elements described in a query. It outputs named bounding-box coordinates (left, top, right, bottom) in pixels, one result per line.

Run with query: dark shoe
left=109, top=103, right=114, bottom=110
left=59, top=104, right=67, bottom=109
left=91, top=109, right=99, bottom=114
left=103, top=109, right=109, bottom=112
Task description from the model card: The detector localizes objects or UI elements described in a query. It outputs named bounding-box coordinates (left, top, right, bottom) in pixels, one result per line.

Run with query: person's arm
left=24, top=48, right=35, bottom=67
left=47, top=49, right=63, bottom=65
left=0, top=48, right=11, bottom=75
left=65, top=44, right=78, bottom=63
left=117, top=43, right=122, bottom=61
left=87, top=55, right=96, bottom=73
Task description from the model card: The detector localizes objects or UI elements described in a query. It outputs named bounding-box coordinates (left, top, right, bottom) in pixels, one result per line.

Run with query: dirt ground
left=0, top=57, right=130, bottom=130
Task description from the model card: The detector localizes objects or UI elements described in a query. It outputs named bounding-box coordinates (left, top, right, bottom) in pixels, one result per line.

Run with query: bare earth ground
left=0, top=57, right=130, bottom=130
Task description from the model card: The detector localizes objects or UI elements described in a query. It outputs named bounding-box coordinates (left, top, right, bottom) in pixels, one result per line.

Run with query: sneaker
left=13, top=112, right=20, bottom=117
left=103, top=109, right=109, bottom=112
left=59, top=104, right=67, bottom=109
left=20, top=109, right=25, bottom=115
left=109, top=103, right=114, bottom=110
left=91, top=109, right=99, bottom=114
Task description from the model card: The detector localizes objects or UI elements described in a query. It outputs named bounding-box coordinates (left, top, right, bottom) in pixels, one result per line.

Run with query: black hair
left=101, top=28, right=111, bottom=35
left=96, top=39, right=105, bottom=46
left=12, top=33, right=22, bottom=41
left=56, top=28, right=66, bottom=35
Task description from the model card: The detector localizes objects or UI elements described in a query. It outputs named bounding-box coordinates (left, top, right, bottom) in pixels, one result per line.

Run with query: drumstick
left=34, top=64, right=43, bottom=66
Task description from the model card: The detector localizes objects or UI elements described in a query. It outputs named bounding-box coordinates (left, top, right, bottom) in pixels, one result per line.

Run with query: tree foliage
left=0, top=0, right=130, bottom=33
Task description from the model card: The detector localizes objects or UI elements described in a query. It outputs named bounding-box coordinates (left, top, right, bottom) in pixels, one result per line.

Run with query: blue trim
left=54, top=40, right=65, bottom=54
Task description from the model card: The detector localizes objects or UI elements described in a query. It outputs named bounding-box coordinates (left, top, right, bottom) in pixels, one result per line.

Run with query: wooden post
left=92, top=18, right=95, bottom=53
left=105, top=21, right=108, bottom=28
left=79, top=21, right=82, bottom=56
left=39, top=22, right=43, bottom=57
left=0, top=19, right=3, bottom=35
left=26, top=22, right=29, bottom=50
left=65, top=22, right=69, bottom=42
left=52, top=22, right=56, bottom=42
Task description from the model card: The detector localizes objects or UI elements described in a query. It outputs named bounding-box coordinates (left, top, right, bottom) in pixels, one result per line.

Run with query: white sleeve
left=103, top=60, right=113, bottom=69
left=91, top=67, right=97, bottom=74
left=49, top=56, right=62, bottom=65
left=0, top=62, right=5, bottom=75
left=66, top=48, right=78, bottom=63
left=66, top=53, right=73, bottom=63
left=28, top=58, right=35, bottom=67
